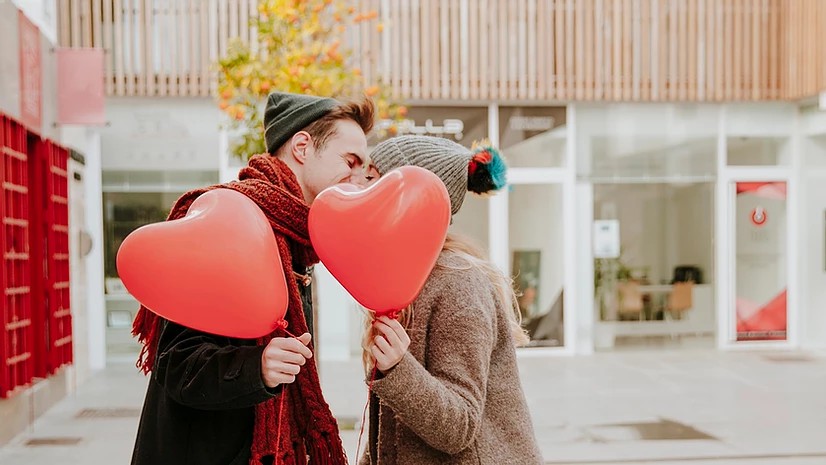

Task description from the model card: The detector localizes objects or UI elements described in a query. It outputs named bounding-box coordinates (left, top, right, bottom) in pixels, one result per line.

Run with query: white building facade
left=96, top=97, right=826, bottom=362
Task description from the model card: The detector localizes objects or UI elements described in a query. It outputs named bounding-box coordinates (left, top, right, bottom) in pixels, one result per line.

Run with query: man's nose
left=349, top=173, right=369, bottom=187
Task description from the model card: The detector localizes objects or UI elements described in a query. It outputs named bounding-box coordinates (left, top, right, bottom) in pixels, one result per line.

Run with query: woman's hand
left=369, top=316, right=411, bottom=373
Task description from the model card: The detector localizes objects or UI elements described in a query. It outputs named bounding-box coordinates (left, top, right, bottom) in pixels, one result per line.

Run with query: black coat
left=131, top=273, right=314, bottom=465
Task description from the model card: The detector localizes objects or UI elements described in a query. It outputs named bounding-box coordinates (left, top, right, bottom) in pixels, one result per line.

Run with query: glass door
left=732, top=181, right=788, bottom=342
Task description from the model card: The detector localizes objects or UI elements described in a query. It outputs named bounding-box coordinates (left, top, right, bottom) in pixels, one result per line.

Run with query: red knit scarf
left=131, top=154, right=348, bottom=465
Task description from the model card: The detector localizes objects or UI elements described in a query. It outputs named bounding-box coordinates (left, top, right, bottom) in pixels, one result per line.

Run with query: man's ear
left=289, top=131, right=312, bottom=165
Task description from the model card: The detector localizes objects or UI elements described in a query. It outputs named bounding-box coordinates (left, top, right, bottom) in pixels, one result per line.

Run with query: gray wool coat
left=359, top=251, right=544, bottom=465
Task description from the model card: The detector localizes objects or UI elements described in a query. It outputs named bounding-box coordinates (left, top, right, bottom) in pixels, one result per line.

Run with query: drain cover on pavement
left=586, top=418, right=717, bottom=442
left=75, top=407, right=141, bottom=418
left=25, top=437, right=82, bottom=446
left=762, top=354, right=815, bottom=363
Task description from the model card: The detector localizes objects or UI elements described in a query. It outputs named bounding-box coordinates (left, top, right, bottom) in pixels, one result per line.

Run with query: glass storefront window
left=587, top=136, right=717, bottom=180
left=372, top=106, right=489, bottom=149
left=102, top=170, right=219, bottom=191
left=593, top=183, right=715, bottom=327
left=509, top=184, right=565, bottom=347
left=577, top=104, right=720, bottom=350
left=102, top=191, right=187, bottom=282
left=727, top=137, right=791, bottom=166
left=577, top=104, right=719, bottom=181
left=450, top=194, right=489, bottom=252
left=499, top=106, right=567, bottom=168
left=101, top=170, right=219, bottom=286
left=102, top=167, right=219, bottom=304
left=102, top=189, right=188, bottom=341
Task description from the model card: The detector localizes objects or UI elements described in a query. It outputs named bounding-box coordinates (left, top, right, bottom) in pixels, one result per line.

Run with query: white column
left=84, top=129, right=106, bottom=371
left=715, top=106, right=731, bottom=348
left=488, top=192, right=509, bottom=274
left=572, top=104, right=595, bottom=354
left=788, top=107, right=801, bottom=347
left=487, top=104, right=509, bottom=274
left=487, top=103, right=500, bottom=147
left=61, top=126, right=106, bottom=371
left=575, top=182, right=594, bottom=355
left=563, top=104, right=579, bottom=354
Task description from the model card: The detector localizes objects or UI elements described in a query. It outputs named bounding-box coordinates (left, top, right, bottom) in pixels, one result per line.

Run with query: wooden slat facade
left=57, top=0, right=826, bottom=102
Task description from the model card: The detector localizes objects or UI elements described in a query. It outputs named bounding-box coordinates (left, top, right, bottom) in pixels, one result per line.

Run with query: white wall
left=101, top=98, right=224, bottom=172
left=726, top=103, right=796, bottom=137
left=11, top=0, right=56, bottom=44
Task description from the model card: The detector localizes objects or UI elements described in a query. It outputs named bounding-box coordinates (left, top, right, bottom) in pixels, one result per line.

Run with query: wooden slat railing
left=57, top=0, right=826, bottom=102
left=784, top=0, right=826, bottom=100
left=59, top=0, right=258, bottom=97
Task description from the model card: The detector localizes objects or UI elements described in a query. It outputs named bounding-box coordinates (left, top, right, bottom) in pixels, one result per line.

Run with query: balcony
left=57, top=0, right=826, bottom=102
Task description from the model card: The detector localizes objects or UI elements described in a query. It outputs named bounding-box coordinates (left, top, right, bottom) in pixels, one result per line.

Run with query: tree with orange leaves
left=216, top=0, right=403, bottom=159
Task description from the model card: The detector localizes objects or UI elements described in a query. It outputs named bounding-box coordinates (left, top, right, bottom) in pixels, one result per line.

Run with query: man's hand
left=261, top=333, right=312, bottom=388
left=369, top=317, right=411, bottom=373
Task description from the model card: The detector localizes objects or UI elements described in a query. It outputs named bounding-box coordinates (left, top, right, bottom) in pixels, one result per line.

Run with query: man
left=131, top=92, right=375, bottom=465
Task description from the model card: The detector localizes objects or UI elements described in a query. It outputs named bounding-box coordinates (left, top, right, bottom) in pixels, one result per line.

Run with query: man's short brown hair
left=290, top=98, right=375, bottom=154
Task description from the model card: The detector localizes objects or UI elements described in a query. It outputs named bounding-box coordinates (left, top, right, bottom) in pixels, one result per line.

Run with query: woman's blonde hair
left=362, top=233, right=529, bottom=370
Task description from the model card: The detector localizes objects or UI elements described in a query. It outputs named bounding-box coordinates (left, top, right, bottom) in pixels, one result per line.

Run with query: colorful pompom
left=468, top=141, right=507, bottom=194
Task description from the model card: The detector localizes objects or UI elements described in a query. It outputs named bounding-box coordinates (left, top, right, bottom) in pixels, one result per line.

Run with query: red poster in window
left=18, top=11, right=42, bottom=132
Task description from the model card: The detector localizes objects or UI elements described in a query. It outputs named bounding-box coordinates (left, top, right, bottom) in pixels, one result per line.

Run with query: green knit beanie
left=263, top=92, right=338, bottom=154
left=370, top=135, right=508, bottom=216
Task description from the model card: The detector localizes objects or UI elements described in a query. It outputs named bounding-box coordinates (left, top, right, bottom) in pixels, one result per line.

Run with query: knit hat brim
left=264, top=92, right=339, bottom=154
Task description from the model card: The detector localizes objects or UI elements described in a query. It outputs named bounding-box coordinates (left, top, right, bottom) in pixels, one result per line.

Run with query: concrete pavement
left=1, top=350, right=825, bottom=464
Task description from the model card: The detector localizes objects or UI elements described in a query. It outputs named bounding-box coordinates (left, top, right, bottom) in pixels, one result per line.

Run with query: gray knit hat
left=263, top=91, right=338, bottom=154
left=370, top=135, right=508, bottom=215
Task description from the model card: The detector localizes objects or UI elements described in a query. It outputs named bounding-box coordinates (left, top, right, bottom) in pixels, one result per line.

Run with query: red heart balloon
left=309, top=166, right=451, bottom=315
left=116, top=189, right=288, bottom=338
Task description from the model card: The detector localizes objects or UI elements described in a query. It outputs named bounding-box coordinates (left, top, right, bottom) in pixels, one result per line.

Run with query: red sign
left=18, top=10, right=42, bottom=131
left=750, top=207, right=767, bottom=226
left=57, top=48, right=106, bottom=125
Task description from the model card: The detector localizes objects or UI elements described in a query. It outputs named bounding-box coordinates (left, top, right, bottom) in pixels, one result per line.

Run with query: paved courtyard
left=1, top=349, right=825, bottom=464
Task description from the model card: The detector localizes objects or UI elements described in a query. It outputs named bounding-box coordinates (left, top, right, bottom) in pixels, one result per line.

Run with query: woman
left=359, top=135, right=543, bottom=465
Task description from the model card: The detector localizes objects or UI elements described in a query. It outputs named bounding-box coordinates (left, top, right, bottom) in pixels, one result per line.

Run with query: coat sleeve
left=152, top=320, right=281, bottom=410
left=369, top=269, right=497, bottom=455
